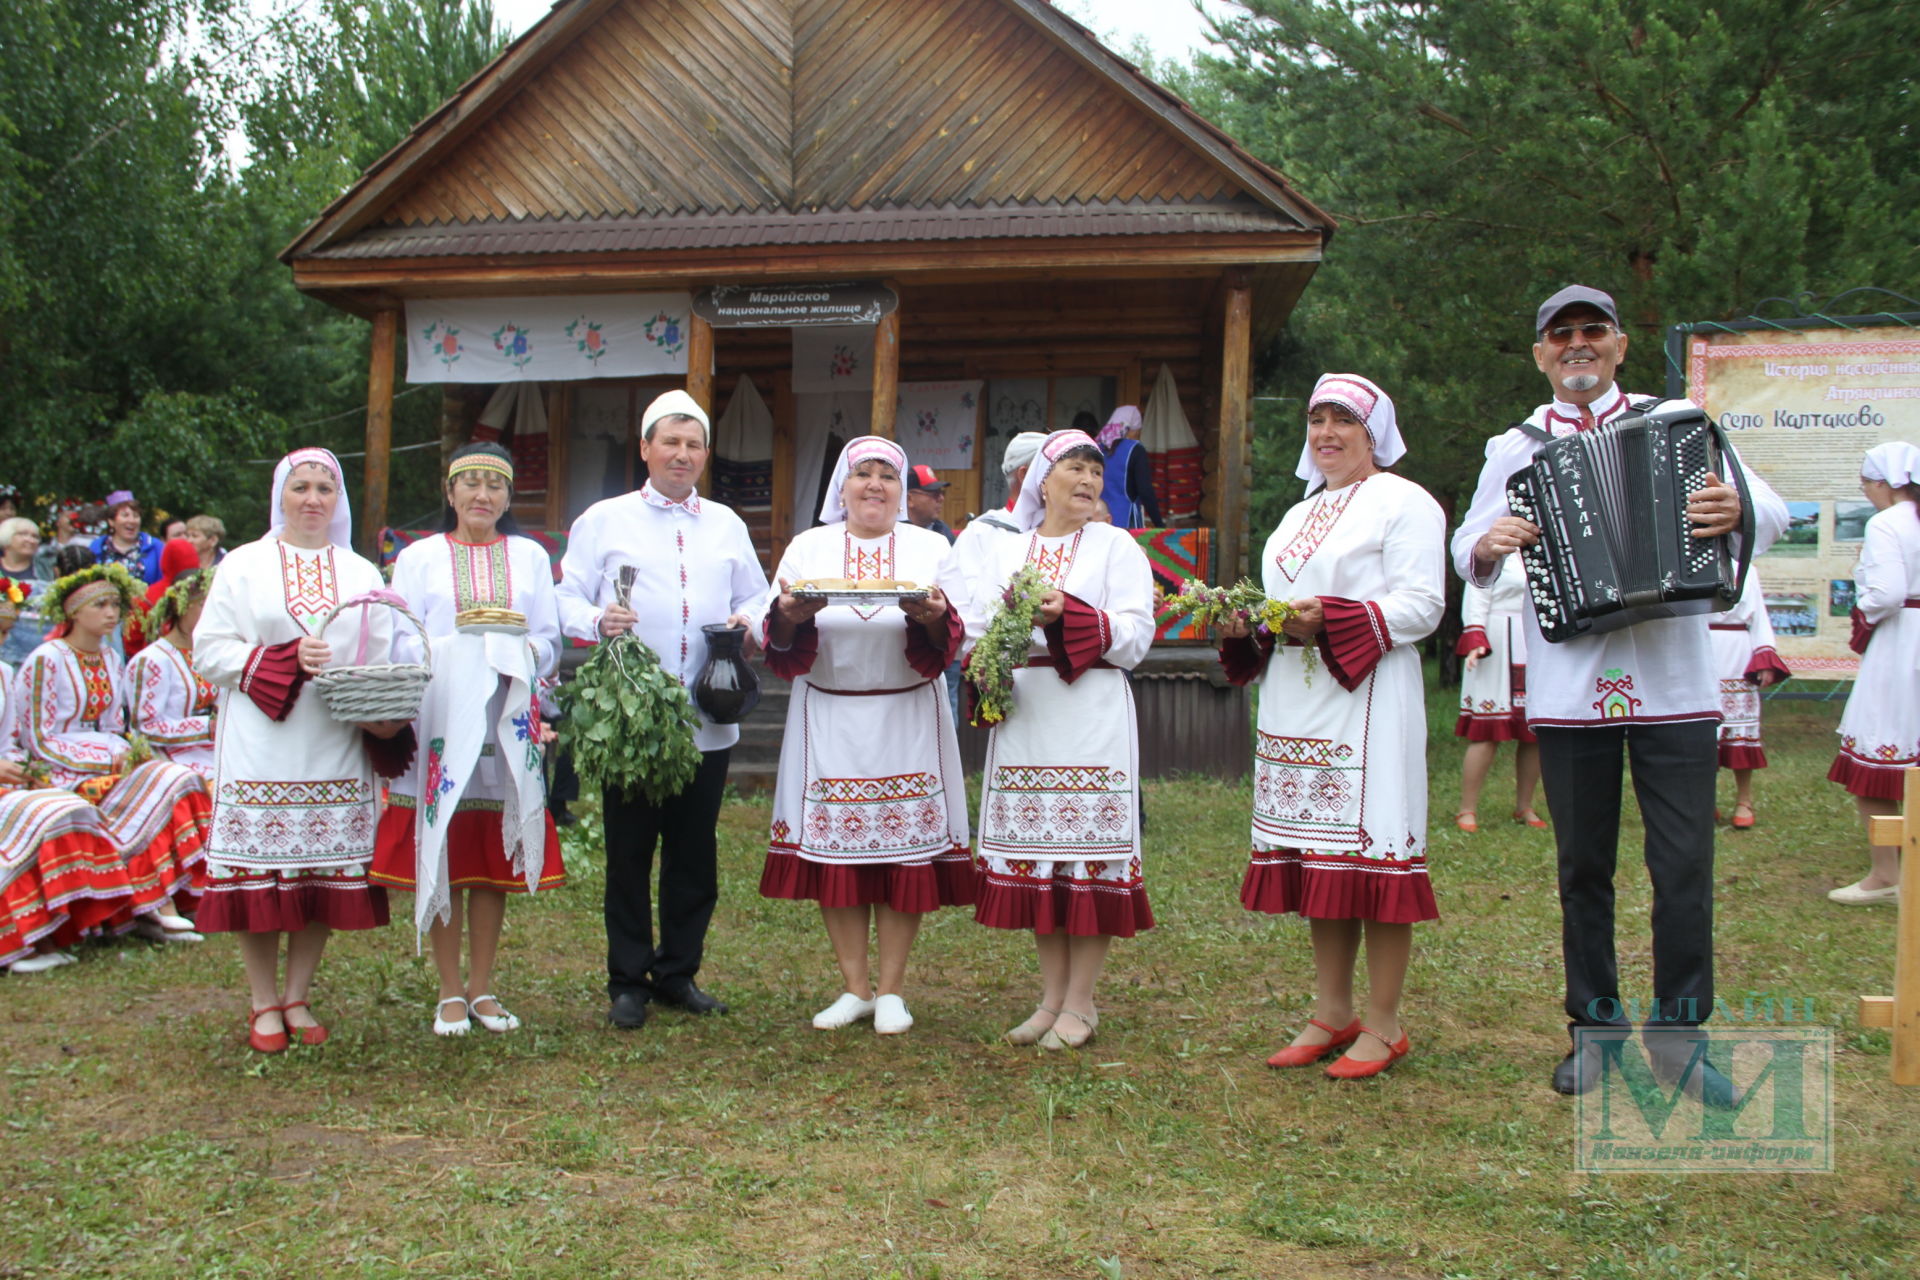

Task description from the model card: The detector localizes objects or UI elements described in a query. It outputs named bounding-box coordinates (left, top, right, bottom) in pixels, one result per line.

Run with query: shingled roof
left=283, top=0, right=1332, bottom=264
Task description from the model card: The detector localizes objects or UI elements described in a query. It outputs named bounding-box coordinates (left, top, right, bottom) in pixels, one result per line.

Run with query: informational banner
left=1679, top=321, right=1920, bottom=676
left=695, top=282, right=896, bottom=328
left=405, top=293, right=692, bottom=383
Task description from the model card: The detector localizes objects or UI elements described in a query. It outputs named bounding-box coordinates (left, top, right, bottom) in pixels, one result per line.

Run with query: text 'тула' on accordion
left=1504, top=404, right=1754, bottom=644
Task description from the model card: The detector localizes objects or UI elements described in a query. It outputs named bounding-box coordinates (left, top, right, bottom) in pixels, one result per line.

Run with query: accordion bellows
left=1505, top=405, right=1752, bottom=643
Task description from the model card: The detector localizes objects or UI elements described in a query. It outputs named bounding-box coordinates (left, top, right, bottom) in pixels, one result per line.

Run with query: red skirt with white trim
left=1719, top=744, right=1768, bottom=770
left=369, top=805, right=567, bottom=893
left=760, top=845, right=976, bottom=912
left=1828, top=750, right=1910, bottom=802
left=195, top=864, right=390, bottom=933
left=1241, top=847, right=1439, bottom=924
left=973, top=854, right=1154, bottom=937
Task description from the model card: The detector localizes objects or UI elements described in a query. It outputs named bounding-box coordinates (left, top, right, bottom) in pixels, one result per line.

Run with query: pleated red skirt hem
left=759, top=845, right=977, bottom=911
left=196, top=870, right=390, bottom=934
left=118, top=790, right=211, bottom=912
left=368, top=806, right=567, bottom=893
left=1828, top=753, right=1909, bottom=801
left=1454, top=713, right=1535, bottom=744
left=1241, top=849, right=1439, bottom=924
left=1718, top=744, right=1767, bottom=770
left=972, top=872, right=1154, bottom=938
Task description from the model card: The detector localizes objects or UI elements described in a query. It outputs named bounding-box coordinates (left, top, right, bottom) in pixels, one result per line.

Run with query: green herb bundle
left=1175, top=578, right=1315, bottom=679
left=969, top=566, right=1052, bottom=726
left=557, top=568, right=702, bottom=806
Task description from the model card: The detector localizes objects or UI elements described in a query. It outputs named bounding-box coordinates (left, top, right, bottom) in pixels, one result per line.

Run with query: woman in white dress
left=194, top=448, right=411, bottom=1052
left=125, top=568, right=218, bottom=781
left=1216, top=375, right=1445, bottom=1078
left=1826, top=442, right=1920, bottom=904
left=962, top=428, right=1156, bottom=1051
left=371, top=442, right=565, bottom=1036
left=1452, top=552, right=1543, bottom=832
left=761, top=436, right=972, bottom=1035
left=1709, top=570, right=1789, bottom=830
left=0, top=602, right=136, bottom=972
left=16, top=563, right=212, bottom=943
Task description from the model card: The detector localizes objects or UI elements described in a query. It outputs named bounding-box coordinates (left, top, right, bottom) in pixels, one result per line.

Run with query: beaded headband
left=63, top=579, right=123, bottom=613
left=450, top=453, right=515, bottom=484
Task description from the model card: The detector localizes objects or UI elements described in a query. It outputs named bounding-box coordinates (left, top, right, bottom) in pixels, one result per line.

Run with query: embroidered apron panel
left=1251, top=731, right=1368, bottom=852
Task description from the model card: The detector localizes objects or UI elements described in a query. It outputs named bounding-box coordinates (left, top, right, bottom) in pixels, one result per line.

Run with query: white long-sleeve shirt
left=555, top=483, right=769, bottom=752
left=1450, top=386, right=1787, bottom=727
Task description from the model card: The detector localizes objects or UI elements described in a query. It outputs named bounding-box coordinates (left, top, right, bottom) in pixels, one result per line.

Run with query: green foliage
left=968, top=566, right=1052, bottom=725
left=1171, top=0, right=1918, bottom=529
left=557, top=636, right=702, bottom=807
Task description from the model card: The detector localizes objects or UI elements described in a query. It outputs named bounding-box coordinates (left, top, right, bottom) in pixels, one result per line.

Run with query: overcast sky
left=488, top=0, right=1238, bottom=64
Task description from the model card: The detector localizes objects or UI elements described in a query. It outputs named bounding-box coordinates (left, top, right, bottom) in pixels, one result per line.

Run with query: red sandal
left=281, top=1000, right=329, bottom=1047
left=1267, top=1018, right=1361, bottom=1068
left=247, top=1005, right=287, bottom=1054
left=1325, top=1026, right=1410, bottom=1079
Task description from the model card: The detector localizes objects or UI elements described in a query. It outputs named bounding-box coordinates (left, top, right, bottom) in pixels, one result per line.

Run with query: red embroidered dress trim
left=277, top=542, right=338, bottom=627
left=844, top=531, right=896, bottom=621
left=1025, top=529, right=1083, bottom=586
left=1273, top=479, right=1366, bottom=583
left=73, top=649, right=112, bottom=722
left=446, top=537, right=514, bottom=612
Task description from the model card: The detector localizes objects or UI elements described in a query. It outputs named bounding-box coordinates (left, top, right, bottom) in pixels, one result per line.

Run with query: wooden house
left=282, top=0, right=1333, bottom=779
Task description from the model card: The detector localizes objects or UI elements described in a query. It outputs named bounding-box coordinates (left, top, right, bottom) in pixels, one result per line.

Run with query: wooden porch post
left=687, top=313, right=716, bottom=495
left=1215, top=271, right=1254, bottom=580
left=545, top=385, right=571, bottom=532
left=870, top=303, right=901, bottom=438
left=362, top=307, right=399, bottom=556
left=771, top=371, right=796, bottom=568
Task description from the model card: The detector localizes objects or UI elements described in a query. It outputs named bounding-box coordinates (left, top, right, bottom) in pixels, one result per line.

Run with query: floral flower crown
left=145, top=567, right=216, bottom=638
left=41, top=563, right=142, bottom=629
left=0, top=576, right=28, bottom=607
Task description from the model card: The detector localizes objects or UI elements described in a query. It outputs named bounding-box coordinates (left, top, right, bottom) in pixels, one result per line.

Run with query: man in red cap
left=905, top=465, right=955, bottom=543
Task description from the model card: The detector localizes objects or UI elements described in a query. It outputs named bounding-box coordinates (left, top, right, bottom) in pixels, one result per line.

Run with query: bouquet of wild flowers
left=969, top=566, right=1053, bottom=726
left=1175, top=578, right=1316, bottom=679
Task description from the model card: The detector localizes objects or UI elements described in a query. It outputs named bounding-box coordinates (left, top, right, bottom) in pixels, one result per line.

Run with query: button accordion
left=1504, top=403, right=1754, bottom=643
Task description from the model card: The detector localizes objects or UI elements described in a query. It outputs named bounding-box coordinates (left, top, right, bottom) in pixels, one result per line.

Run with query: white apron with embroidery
left=1458, top=553, right=1528, bottom=729
left=194, top=538, right=392, bottom=872
left=1252, top=474, right=1444, bottom=861
left=768, top=524, right=969, bottom=865
left=388, top=534, right=558, bottom=930
left=965, top=523, right=1157, bottom=875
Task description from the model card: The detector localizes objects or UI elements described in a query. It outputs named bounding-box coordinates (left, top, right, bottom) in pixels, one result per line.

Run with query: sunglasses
left=1542, top=322, right=1617, bottom=345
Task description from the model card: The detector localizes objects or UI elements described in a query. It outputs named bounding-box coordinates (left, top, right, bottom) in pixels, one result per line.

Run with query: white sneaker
left=873, top=993, right=913, bottom=1035
left=8, top=951, right=74, bottom=974
left=812, top=992, right=876, bottom=1029
left=1828, top=880, right=1899, bottom=905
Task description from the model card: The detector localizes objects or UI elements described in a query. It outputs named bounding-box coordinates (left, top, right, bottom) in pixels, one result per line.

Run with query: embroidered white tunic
left=962, top=522, right=1156, bottom=870
left=388, top=533, right=559, bottom=925
left=766, top=524, right=970, bottom=865
left=1457, top=552, right=1529, bottom=734
left=1834, top=505, right=1920, bottom=776
left=948, top=508, right=1022, bottom=618
left=1708, top=570, right=1785, bottom=761
left=556, top=483, right=770, bottom=753
left=124, top=640, right=217, bottom=780
left=1450, top=388, right=1788, bottom=726
left=0, top=660, right=112, bottom=902
left=194, top=538, right=393, bottom=870
left=1251, top=473, right=1446, bottom=862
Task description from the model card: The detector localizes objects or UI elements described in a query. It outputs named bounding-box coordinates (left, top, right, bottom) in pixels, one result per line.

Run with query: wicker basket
left=309, top=590, right=432, bottom=724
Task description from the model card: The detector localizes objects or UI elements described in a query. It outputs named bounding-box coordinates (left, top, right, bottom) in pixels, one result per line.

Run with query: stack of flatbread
left=455, top=607, right=527, bottom=629
left=792, top=578, right=919, bottom=592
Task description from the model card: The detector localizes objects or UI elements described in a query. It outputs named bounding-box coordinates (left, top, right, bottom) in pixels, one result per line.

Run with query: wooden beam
left=771, top=371, right=795, bottom=569
left=687, top=312, right=715, bottom=494
left=545, top=384, right=571, bottom=533
left=361, top=308, right=398, bottom=555
left=870, top=307, right=901, bottom=439
left=1214, top=271, right=1253, bottom=581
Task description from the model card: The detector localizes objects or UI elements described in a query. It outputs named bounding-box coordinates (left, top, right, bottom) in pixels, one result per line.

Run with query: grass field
left=3, top=681, right=1917, bottom=1278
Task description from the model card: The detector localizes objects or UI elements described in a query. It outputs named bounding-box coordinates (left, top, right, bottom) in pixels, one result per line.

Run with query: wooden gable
left=302, top=0, right=1316, bottom=250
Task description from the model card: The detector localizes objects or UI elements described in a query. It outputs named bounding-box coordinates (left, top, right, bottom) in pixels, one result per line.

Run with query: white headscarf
left=269, top=447, right=353, bottom=549
left=1861, top=441, right=1920, bottom=488
left=818, top=435, right=909, bottom=525
left=1011, top=429, right=1100, bottom=532
left=641, top=389, right=710, bottom=442
left=1294, top=373, right=1407, bottom=495
left=1001, top=431, right=1048, bottom=477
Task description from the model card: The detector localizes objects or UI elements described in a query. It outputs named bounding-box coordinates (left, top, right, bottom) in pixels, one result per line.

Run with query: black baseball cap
left=1535, top=285, right=1621, bottom=335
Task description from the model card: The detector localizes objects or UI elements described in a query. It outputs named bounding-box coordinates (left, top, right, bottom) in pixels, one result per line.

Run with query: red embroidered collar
left=641, top=482, right=702, bottom=516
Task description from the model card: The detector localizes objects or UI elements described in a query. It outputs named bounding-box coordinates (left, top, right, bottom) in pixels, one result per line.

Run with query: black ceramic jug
left=692, top=623, right=761, bottom=724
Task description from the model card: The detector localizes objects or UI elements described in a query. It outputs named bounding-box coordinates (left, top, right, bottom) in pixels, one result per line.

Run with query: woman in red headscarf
left=124, top=538, right=199, bottom=659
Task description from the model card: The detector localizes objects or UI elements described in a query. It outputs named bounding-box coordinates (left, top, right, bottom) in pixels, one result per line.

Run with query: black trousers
left=547, top=743, right=579, bottom=816
left=603, top=748, right=731, bottom=1000
left=1535, top=721, right=1717, bottom=1037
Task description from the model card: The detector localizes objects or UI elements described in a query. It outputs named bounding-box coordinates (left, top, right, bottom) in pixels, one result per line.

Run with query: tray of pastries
left=789, top=577, right=931, bottom=606
left=455, top=607, right=528, bottom=635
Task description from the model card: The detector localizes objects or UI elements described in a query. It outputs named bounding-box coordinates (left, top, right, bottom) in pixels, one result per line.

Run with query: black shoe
left=607, top=991, right=649, bottom=1029
left=550, top=808, right=578, bottom=828
left=1643, top=1032, right=1743, bottom=1110
left=652, top=982, right=728, bottom=1015
left=1552, top=1044, right=1606, bottom=1095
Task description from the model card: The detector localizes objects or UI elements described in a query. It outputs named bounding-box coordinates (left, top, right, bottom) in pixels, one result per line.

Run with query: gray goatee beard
left=1563, top=373, right=1600, bottom=393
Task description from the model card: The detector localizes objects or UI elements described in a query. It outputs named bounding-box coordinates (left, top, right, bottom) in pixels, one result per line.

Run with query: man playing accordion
left=1451, top=285, right=1787, bottom=1102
